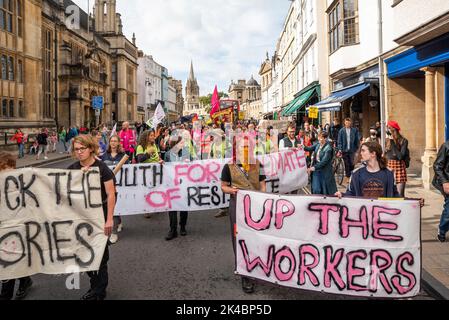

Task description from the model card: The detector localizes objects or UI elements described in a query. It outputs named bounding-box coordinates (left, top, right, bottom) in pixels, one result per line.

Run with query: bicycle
left=330, top=140, right=345, bottom=186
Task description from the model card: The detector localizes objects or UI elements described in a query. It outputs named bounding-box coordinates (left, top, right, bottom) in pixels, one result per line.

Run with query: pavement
left=15, top=151, right=72, bottom=169
left=406, top=176, right=449, bottom=300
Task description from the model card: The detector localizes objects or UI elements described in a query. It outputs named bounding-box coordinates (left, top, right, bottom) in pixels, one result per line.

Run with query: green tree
left=199, top=91, right=229, bottom=107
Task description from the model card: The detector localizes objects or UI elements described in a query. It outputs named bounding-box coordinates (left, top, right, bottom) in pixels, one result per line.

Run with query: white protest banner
left=235, top=190, right=421, bottom=298
left=113, top=149, right=308, bottom=215
left=114, top=159, right=230, bottom=215
left=153, top=102, right=166, bottom=128
left=0, top=168, right=108, bottom=281
left=257, top=148, right=308, bottom=194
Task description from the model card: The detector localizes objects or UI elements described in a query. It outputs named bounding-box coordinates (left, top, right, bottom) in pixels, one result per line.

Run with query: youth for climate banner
left=235, top=190, right=421, bottom=298
left=113, top=149, right=308, bottom=215
left=0, top=168, right=108, bottom=281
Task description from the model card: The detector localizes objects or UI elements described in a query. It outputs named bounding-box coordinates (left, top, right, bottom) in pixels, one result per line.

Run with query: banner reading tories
left=235, top=190, right=422, bottom=298
left=0, top=168, right=108, bottom=281
left=114, top=149, right=308, bottom=215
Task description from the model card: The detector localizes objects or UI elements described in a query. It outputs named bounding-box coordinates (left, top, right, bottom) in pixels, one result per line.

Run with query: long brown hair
left=107, top=135, right=124, bottom=154
left=362, top=142, right=388, bottom=170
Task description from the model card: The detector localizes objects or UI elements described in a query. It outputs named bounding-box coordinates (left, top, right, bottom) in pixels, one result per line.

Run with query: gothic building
left=183, top=61, right=200, bottom=115
left=0, top=0, right=138, bottom=140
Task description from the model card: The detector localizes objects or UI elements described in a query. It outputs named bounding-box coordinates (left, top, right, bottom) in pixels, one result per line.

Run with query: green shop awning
left=282, top=85, right=319, bottom=116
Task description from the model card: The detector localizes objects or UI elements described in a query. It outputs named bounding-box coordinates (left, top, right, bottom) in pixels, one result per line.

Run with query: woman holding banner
left=221, top=135, right=266, bottom=294
left=136, top=130, right=164, bottom=219
left=136, top=130, right=164, bottom=164
left=68, top=135, right=116, bottom=301
left=102, top=135, right=129, bottom=244
left=305, top=132, right=337, bottom=196
left=0, top=152, right=33, bottom=301
left=335, top=142, right=400, bottom=199
left=164, top=135, right=189, bottom=240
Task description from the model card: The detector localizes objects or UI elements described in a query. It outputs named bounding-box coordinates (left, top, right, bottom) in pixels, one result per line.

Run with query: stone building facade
left=0, top=0, right=138, bottom=139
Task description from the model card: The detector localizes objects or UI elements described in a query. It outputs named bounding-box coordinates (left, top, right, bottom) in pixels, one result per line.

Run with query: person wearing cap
left=385, top=120, right=410, bottom=197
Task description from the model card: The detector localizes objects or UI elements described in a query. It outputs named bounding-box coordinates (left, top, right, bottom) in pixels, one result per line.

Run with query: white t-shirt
left=346, top=128, right=351, bottom=151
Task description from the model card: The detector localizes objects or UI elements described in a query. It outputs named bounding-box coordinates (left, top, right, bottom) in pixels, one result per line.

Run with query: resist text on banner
left=113, top=149, right=308, bottom=215
left=0, top=168, right=108, bottom=281
left=236, top=191, right=421, bottom=298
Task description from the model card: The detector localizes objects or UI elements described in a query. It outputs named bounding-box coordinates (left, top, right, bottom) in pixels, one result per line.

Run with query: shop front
left=385, top=32, right=449, bottom=187
left=309, top=66, right=381, bottom=138
left=281, top=82, right=321, bottom=128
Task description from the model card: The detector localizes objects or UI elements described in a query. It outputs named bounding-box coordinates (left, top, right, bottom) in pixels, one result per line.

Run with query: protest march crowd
left=2, top=114, right=448, bottom=301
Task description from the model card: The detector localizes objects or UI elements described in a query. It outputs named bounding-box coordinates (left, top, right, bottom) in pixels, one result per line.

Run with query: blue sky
left=73, top=0, right=291, bottom=96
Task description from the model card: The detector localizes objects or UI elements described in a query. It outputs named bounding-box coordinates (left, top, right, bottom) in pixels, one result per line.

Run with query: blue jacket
left=305, top=142, right=337, bottom=195
left=337, top=127, right=360, bottom=153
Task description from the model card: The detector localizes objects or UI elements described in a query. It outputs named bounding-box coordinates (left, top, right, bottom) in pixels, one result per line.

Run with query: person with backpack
left=385, top=121, right=410, bottom=197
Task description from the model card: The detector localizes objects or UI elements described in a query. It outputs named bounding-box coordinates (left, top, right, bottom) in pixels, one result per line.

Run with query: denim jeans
left=439, top=196, right=449, bottom=236
left=18, top=143, right=24, bottom=158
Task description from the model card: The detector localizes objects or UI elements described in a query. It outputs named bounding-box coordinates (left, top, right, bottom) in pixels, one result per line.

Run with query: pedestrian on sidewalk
left=305, top=132, right=337, bottom=196
left=137, top=130, right=164, bottom=219
left=68, top=135, right=116, bottom=300
left=434, top=140, right=449, bottom=243
left=337, top=118, right=360, bottom=185
left=385, top=121, right=410, bottom=197
left=10, top=129, right=25, bottom=158
left=102, top=135, right=128, bottom=244
left=48, top=130, right=58, bottom=153
left=58, top=126, right=68, bottom=153
left=221, top=135, right=266, bottom=294
left=36, top=128, right=48, bottom=160
left=0, top=152, right=33, bottom=300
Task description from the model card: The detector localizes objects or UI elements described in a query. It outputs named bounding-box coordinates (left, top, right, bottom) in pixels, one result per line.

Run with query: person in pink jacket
left=119, top=121, right=137, bottom=162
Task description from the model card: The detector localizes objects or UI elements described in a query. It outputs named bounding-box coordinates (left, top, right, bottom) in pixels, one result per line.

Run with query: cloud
left=73, top=0, right=290, bottom=95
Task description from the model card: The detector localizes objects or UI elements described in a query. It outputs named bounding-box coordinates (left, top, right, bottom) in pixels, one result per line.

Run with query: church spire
left=189, top=60, right=195, bottom=81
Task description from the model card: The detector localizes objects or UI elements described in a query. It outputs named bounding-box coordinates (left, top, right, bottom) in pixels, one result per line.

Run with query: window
left=1, top=55, right=6, bottom=79
left=8, top=56, right=13, bottom=80
left=1, top=0, right=13, bottom=33
left=1, top=99, right=6, bottom=117
left=17, top=58, right=22, bottom=82
left=328, top=0, right=359, bottom=54
left=17, top=0, right=22, bottom=37
left=18, top=100, right=23, bottom=117
left=9, top=99, right=13, bottom=117
left=42, top=28, right=52, bottom=118
left=112, top=63, right=117, bottom=82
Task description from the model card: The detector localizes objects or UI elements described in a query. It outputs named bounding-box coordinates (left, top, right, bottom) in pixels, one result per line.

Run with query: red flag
left=210, top=85, right=220, bottom=116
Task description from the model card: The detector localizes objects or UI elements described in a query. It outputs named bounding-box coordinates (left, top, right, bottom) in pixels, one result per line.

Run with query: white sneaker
left=44, top=157, right=48, bottom=160
left=109, top=234, right=118, bottom=244
left=117, top=223, right=123, bottom=233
